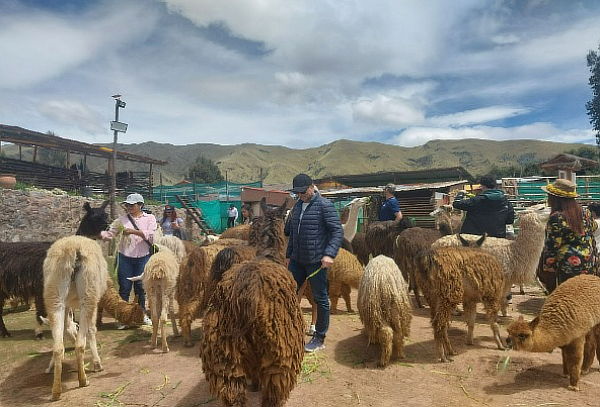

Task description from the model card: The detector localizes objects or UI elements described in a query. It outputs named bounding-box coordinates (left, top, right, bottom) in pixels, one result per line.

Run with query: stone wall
left=0, top=188, right=200, bottom=242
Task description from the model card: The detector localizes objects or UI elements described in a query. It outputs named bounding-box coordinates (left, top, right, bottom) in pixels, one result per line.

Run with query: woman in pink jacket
left=102, top=193, right=156, bottom=327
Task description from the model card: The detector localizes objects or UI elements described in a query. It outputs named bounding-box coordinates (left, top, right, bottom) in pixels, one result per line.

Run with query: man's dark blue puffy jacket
left=285, top=193, right=343, bottom=265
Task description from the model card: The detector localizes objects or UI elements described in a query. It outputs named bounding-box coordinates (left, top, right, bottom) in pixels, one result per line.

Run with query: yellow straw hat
left=541, top=179, right=578, bottom=198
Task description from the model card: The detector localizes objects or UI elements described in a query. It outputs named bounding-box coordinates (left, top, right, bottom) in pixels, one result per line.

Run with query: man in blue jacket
left=286, top=173, right=343, bottom=353
left=453, top=175, right=515, bottom=238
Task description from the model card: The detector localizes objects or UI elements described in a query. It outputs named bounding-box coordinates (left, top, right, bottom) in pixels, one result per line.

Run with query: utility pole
left=109, top=95, right=127, bottom=219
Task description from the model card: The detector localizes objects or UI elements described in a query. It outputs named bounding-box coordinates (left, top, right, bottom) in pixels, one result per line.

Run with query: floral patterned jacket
left=543, top=208, right=598, bottom=281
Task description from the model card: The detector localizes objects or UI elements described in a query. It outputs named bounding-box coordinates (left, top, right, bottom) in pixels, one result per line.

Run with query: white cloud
left=38, top=100, right=105, bottom=135
left=491, top=34, right=520, bottom=45
left=394, top=123, right=594, bottom=147
left=429, top=106, right=530, bottom=127
left=0, top=3, right=158, bottom=89
left=352, top=95, right=425, bottom=128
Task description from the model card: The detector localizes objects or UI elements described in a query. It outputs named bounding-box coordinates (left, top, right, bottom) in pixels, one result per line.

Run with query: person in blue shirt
left=379, top=184, right=403, bottom=221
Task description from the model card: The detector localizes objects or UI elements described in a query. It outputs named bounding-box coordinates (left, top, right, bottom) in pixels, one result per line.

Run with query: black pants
left=227, top=217, right=236, bottom=228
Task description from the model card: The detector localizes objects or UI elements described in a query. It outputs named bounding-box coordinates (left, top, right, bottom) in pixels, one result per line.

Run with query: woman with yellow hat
left=541, top=179, right=598, bottom=291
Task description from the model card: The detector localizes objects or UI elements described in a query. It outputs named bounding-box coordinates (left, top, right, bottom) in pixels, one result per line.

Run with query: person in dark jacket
left=285, top=173, right=343, bottom=353
left=453, top=175, right=515, bottom=238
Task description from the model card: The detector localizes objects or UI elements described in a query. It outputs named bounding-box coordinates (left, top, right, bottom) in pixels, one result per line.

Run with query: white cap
left=123, top=193, right=144, bottom=205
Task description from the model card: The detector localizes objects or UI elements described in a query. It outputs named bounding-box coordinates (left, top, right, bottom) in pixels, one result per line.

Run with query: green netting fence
left=153, top=181, right=262, bottom=204
left=152, top=181, right=261, bottom=233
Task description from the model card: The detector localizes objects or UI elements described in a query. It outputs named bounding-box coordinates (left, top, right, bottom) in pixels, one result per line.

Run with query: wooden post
left=66, top=150, right=71, bottom=168
left=18, top=145, right=22, bottom=160
left=32, top=146, right=37, bottom=163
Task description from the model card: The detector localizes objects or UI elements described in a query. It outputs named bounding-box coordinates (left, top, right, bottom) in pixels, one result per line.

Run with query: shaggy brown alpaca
left=418, top=246, right=505, bottom=362
left=394, top=227, right=449, bottom=308
left=365, top=218, right=413, bottom=259
left=358, top=255, right=412, bottom=367
left=220, top=224, right=251, bottom=240
left=201, top=199, right=304, bottom=407
left=305, top=248, right=364, bottom=313
left=507, top=275, right=600, bottom=391
left=176, top=238, right=247, bottom=347
left=351, top=232, right=370, bottom=266
left=203, top=244, right=258, bottom=311
left=97, top=279, right=145, bottom=327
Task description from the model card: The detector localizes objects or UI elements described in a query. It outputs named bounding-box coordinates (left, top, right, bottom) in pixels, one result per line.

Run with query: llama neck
left=530, top=326, right=560, bottom=352
left=343, top=202, right=363, bottom=242
left=508, top=224, right=545, bottom=269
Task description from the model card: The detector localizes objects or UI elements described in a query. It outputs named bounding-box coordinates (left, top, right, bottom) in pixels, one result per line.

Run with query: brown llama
left=176, top=237, right=247, bottom=347
left=507, top=275, right=600, bottom=391
left=417, top=245, right=506, bottom=362
left=201, top=198, right=304, bottom=407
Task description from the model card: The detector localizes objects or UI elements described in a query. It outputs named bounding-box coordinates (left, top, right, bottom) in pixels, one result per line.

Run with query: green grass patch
left=301, top=352, right=331, bottom=383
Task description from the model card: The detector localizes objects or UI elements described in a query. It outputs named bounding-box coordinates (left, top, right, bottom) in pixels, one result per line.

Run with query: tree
left=188, top=155, right=224, bottom=184
left=587, top=43, right=600, bottom=156
left=38, top=131, right=67, bottom=167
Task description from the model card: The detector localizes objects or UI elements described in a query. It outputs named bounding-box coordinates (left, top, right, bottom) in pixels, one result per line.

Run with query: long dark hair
left=161, top=208, right=177, bottom=224
left=548, top=194, right=584, bottom=235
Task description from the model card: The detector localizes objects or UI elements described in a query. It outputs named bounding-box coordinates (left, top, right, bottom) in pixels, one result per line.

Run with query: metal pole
left=225, top=170, right=229, bottom=202
left=110, top=100, right=119, bottom=219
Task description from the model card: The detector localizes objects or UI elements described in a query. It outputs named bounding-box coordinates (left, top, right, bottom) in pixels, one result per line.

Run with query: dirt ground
left=2, top=286, right=600, bottom=407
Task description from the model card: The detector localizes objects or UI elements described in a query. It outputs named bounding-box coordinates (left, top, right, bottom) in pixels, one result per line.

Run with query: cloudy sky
left=1, top=0, right=599, bottom=148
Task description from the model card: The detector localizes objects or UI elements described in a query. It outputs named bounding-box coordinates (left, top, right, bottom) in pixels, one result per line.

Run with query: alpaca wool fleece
left=43, top=235, right=108, bottom=400
left=201, top=259, right=304, bottom=407
left=418, top=246, right=505, bottom=362
left=395, top=227, right=444, bottom=308
left=176, top=238, right=247, bottom=347
left=433, top=211, right=545, bottom=315
left=220, top=224, right=251, bottom=241
left=507, top=275, right=600, bottom=391
left=365, top=218, right=413, bottom=259
left=97, top=279, right=145, bottom=326
left=0, top=241, right=52, bottom=337
left=305, top=248, right=364, bottom=313
left=358, top=255, right=412, bottom=367
left=351, top=232, right=370, bottom=266
left=143, top=247, right=180, bottom=352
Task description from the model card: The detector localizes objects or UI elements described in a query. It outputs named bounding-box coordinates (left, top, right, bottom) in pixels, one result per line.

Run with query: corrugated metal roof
left=0, top=124, right=167, bottom=165
left=321, top=180, right=469, bottom=197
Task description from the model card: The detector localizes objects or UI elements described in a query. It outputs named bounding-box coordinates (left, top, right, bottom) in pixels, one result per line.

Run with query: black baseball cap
left=289, top=173, right=313, bottom=193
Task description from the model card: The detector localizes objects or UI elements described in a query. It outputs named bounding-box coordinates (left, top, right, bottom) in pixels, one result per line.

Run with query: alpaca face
left=506, top=317, right=535, bottom=351
left=76, top=201, right=109, bottom=237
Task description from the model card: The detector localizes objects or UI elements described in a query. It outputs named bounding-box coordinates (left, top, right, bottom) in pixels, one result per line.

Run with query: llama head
left=256, top=197, right=290, bottom=262
left=76, top=201, right=109, bottom=237
left=506, top=315, right=536, bottom=351
left=457, top=233, right=486, bottom=247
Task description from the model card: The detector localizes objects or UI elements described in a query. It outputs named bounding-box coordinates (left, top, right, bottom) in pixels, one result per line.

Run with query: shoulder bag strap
left=127, top=214, right=153, bottom=248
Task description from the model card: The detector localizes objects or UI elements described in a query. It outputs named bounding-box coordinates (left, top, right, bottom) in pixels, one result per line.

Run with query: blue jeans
left=117, top=253, right=150, bottom=310
left=288, top=260, right=329, bottom=338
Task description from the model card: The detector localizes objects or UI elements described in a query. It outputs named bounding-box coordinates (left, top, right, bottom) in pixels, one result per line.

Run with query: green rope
left=306, top=267, right=322, bottom=279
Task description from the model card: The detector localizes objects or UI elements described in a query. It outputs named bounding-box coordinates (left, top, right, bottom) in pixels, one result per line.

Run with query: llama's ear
left=458, top=234, right=469, bottom=246
left=260, top=197, right=268, bottom=215
left=83, top=202, right=92, bottom=213
left=100, top=200, right=110, bottom=211
left=476, top=233, right=486, bottom=247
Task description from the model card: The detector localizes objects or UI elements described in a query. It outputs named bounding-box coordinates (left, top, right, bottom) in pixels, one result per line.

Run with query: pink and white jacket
left=101, top=212, right=158, bottom=258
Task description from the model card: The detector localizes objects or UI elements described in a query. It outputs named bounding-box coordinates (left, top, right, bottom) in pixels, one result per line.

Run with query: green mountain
left=3, top=138, right=594, bottom=184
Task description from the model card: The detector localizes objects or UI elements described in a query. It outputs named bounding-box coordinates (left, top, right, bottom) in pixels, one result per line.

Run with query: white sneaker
left=143, top=315, right=153, bottom=326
